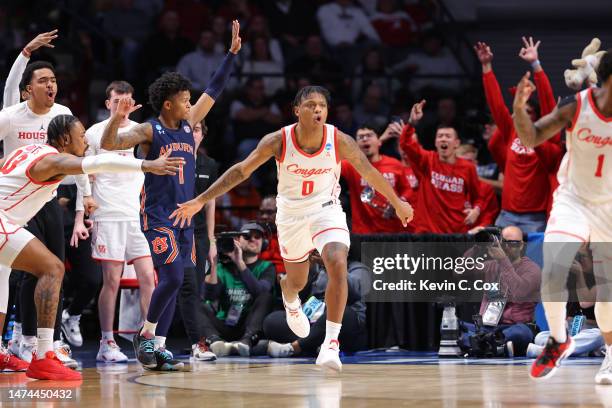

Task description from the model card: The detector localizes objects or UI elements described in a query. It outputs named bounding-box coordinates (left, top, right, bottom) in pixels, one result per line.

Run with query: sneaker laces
left=196, top=341, right=209, bottom=353
left=156, top=347, right=173, bottom=361
left=140, top=337, right=155, bottom=354
left=106, top=340, right=120, bottom=350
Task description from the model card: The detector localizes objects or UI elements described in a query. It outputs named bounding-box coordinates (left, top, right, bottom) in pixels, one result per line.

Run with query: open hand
left=229, top=20, right=242, bottom=54
left=115, top=96, right=142, bottom=118
left=474, top=42, right=493, bottom=65
left=24, top=29, right=58, bottom=55
left=142, top=149, right=185, bottom=176
left=512, top=72, right=536, bottom=111
left=169, top=197, right=205, bottom=228
left=518, top=36, right=541, bottom=64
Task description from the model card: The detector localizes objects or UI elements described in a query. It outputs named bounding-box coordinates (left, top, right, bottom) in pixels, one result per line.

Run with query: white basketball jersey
left=276, top=123, right=342, bottom=215
left=559, top=88, right=612, bottom=203
left=0, top=144, right=61, bottom=228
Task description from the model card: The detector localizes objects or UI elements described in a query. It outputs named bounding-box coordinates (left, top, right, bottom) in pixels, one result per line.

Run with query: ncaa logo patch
left=325, top=143, right=332, bottom=151
left=155, top=124, right=162, bottom=131
left=152, top=237, right=169, bottom=254
left=183, top=125, right=191, bottom=133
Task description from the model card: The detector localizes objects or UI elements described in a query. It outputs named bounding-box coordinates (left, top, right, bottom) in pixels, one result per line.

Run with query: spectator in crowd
left=164, top=0, right=211, bottom=43
left=263, top=251, right=368, bottom=357
left=229, top=77, right=283, bottom=159
left=240, top=36, right=285, bottom=97
left=416, top=96, right=463, bottom=150
left=177, top=30, right=224, bottom=92
left=352, top=48, right=396, bottom=102
left=262, top=0, right=317, bottom=53
left=285, top=35, right=343, bottom=92
left=476, top=120, right=504, bottom=193
left=316, top=0, right=380, bottom=48
left=392, top=31, right=464, bottom=95
left=460, top=226, right=541, bottom=356
left=202, top=222, right=275, bottom=357
left=399, top=100, right=483, bottom=233
left=139, top=10, right=194, bottom=84
left=242, top=15, right=284, bottom=65
left=456, top=144, right=500, bottom=231
left=475, top=38, right=561, bottom=233
left=371, top=0, right=418, bottom=47
left=217, top=178, right=263, bottom=231
left=258, top=196, right=285, bottom=276
left=342, top=122, right=414, bottom=233
left=211, top=16, right=231, bottom=55
left=353, top=83, right=390, bottom=129
left=332, top=98, right=360, bottom=136
left=178, top=119, right=219, bottom=361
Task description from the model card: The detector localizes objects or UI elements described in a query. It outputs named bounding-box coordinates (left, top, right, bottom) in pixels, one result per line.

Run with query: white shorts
left=91, top=221, right=151, bottom=264
left=276, top=205, right=351, bottom=263
left=0, top=215, right=34, bottom=267
left=545, top=186, right=612, bottom=244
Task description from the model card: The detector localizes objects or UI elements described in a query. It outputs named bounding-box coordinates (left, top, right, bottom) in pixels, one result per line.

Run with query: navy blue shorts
left=143, top=227, right=195, bottom=268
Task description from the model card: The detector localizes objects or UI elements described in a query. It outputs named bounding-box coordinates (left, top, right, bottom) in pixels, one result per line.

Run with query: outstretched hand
left=143, top=149, right=185, bottom=176
left=518, top=36, right=541, bottom=64
left=24, top=29, right=58, bottom=55
left=115, top=96, right=142, bottom=118
left=512, top=72, right=536, bottom=111
left=229, top=20, right=242, bottom=54
left=409, top=100, right=426, bottom=125
left=474, top=42, right=493, bottom=66
left=169, top=198, right=206, bottom=228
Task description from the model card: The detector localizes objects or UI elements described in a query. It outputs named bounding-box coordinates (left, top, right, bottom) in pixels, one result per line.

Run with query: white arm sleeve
left=75, top=174, right=92, bottom=197
left=3, top=52, right=29, bottom=109
left=75, top=189, right=84, bottom=212
left=81, top=154, right=143, bottom=174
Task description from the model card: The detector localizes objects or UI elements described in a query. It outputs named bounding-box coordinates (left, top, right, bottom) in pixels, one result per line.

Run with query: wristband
left=530, top=60, right=540, bottom=69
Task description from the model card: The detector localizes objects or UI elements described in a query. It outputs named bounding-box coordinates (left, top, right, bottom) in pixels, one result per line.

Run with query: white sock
left=323, top=320, right=342, bottom=346
left=543, top=302, right=567, bottom=343
left=12, top=322, right=22, bottom=341
left=283, top=292, right=300, bottom=309
left=36, top=328, right=54, bottom=359
left=101, top=331, right=114, bottom=342
left=141, top=320, right=157, bottom=337
left=155, top=336, right=166, bottom=350
left=23, top=335, right=37, bottom=345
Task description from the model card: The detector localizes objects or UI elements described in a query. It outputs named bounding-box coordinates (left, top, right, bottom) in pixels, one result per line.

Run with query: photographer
left=201, top=222, right=275, bottom=358
left=460, top=226, right=541, bottom=356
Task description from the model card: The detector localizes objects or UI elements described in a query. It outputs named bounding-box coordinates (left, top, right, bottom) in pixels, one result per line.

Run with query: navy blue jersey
left=141, top=118, right=195, bottom=231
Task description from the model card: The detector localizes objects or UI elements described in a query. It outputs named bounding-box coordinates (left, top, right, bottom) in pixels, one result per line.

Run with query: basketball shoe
left=26, top=352, right=82, bottom=380
left=150, top=348, right=184, bottom=371
left=191, top=341, right=216, bottom=361
left=282, top=293, right=310, bottom=338
left=53, top=340, right=78, bottom=369
left=8, top=338, right=20, bottom=356
left=19, top=340, right=36, bottom=363
left=595, top=344, right=612, bottom=385
left=61, top=310, right=83, bottom=347
left=132, top=329, right=156, bottom=368
left=97, top=340, right=128, bottom=363
left=210, top=340, right=233, bottom=357
left=316, top=339, right=342, bottom=371
left=0, top=344, right=29, bottom=372
left=530, top=334, right=575, bottom=380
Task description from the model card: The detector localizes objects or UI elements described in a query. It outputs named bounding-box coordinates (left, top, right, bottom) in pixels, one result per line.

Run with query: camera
left=216, top=231, right=246, bottom=263
left=473, top=226, right=502, bottom=258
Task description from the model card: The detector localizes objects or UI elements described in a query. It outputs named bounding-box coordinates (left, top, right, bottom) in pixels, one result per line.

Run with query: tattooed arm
left=170, top=130, right=282, bottom=227
left=100, top=96, right=152, bottom=151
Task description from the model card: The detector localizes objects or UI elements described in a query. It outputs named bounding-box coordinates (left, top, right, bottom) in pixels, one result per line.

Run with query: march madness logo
left=152, top=237, right=168, bottom=254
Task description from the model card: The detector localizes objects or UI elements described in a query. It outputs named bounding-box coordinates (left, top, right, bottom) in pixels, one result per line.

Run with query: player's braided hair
left=148, top=72, right=192, bottom=114
left=597, top=49, right=612, bottom=83
left=47, top=114, right=80, bottom=148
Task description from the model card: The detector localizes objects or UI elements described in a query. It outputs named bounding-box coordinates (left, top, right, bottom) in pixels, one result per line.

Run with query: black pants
left=177, top=233, right=208, bottom=344
left=64, top=236, right=102, bottom=316
left=263, top=307, right=368, bottom=354
left=201, top=292, right=273, bottom=345
left=16, top=199, right=64, bottom=339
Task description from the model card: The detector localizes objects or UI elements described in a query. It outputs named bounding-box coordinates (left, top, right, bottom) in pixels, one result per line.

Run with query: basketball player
left=513, top=51, right=612, bottom=384
left=75, top=80, right=155, bottom=363
left=0, top=60, right=95, bottom=367
left=0, top=113, right=182, bottom=380
left=170, top=86, right=414, bottom=371
left=100, top=20, right=241, bottom=371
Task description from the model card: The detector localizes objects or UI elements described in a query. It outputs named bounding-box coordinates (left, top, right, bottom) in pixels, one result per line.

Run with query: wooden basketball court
left=1, top=353, right=610, bottom=407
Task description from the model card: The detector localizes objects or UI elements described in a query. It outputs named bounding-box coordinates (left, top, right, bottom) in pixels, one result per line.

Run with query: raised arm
left=512, top=72, right=576, bottom=148
left=338, top=130, right=413, bottom=226
left=188, top=20, right=241, bottom=127
left=170, top=131, right=282, bottom=228
left=100, top=97, right=151, bottom=150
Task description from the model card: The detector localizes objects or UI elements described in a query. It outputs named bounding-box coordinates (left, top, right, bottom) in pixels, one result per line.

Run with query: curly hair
left=597, top=49, right=612, bottom=83
left=47, top=114, right=80, bottom=148
left=293, top=85, right=331, bottom=108
left=148, top=72, right=192, bottom=114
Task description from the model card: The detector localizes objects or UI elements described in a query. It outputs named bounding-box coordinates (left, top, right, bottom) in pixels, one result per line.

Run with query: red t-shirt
left=402, top=164, right=419, bottom=209
left=341, top=155, right=413, bottom=234
left=475, top=180, right=499, bottom=227
left=483, top=70, right=555, bottom=214
left=399, top=125, right=483, bottom=233
left=260, top=234, right=285, bottom=275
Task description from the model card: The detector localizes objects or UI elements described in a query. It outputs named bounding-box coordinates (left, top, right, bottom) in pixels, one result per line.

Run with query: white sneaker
left=7, top=339, right=20, bottom=356
left=267, top=341, right=294, bottom=358
left=97, top=340, right=128, bottom=363
left=191, top=342, right=217, bottom=361
left=232, top=341, right=250, bottom=357
left=61, top=310, right=83, bottom=347
left=596, top=345, right=612, bottom=385
left=526, top=343, right=544, bottom=359
left=53, top=340, right=78, bottom=369
left=316, top=340, right=342, bottom=371
left=19, top=341, right=36, bottom=363
left=210, top=341, right=233, bottom=357
left=282, top=294, right=310, bottom=338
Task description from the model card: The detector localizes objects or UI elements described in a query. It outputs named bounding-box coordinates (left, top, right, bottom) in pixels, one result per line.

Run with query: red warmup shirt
left=260, top=234, right=285, bottom=275
left=341, top=155, right=413, bottom=233
left=475, top=180, right=499, bottom=227
left=402, top=164, right=419, bottom=209
left=483, top=69, right=561, bottom=214
left=399, top=125, right=483, bottom=233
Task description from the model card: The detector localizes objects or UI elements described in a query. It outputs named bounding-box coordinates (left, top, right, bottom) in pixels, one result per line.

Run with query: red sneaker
left=26, top=352, right=82, bottom=381
left=530, top=335, right=575, bottom=380
left=0, top=351, right=29, bottom=372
